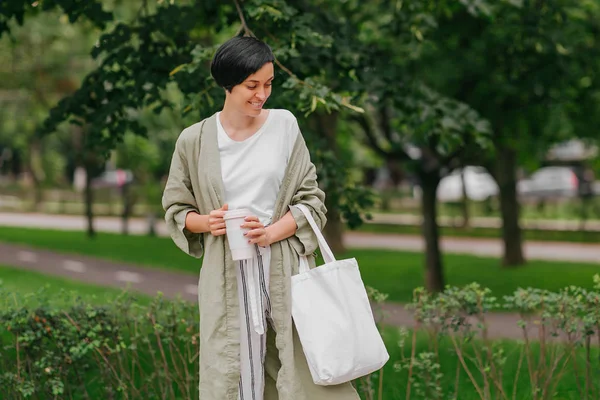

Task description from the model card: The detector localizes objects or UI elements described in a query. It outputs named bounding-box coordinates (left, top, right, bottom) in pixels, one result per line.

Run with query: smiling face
left=225, top=62, right=274, bottom=118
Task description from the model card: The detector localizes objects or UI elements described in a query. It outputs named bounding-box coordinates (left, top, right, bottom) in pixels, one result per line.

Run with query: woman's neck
left=219, top=106, right=257, bottom=132
left=219, top=103, right=269, bottom=141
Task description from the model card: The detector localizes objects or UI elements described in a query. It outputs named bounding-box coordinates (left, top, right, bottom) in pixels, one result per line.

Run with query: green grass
left=0, top=264, right=152, bottom=307
left=0, top=226, right=200, bottom=272
left=0, top=226, right=599, bottom=304
left=359, top=222, right=600, bottom=243
left=352, top=249, right=600, bottom=303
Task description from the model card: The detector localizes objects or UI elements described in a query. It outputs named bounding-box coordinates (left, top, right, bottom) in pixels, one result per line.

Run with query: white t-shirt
left=216, top=109, right=299, bottom=226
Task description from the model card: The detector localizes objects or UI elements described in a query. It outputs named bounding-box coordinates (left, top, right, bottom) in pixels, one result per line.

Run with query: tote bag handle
left=293, top=204, right=336, bottom=273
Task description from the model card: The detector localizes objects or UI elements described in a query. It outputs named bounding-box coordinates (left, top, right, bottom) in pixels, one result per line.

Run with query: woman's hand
left=208, top=204, right=228, bottom=236
left=242, top=216, right=272, bottom=247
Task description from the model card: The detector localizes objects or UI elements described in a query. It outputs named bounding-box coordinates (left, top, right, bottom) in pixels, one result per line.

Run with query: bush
left=0, top=288, right=199, bottom=399
left=387, top=276, right=600, bottom=400
left=3, top=278, right=600, bottom=399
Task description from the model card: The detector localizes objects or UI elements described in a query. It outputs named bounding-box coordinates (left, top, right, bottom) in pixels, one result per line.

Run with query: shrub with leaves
left=0, top=287, right=199, bottom=400
left=4, top=277, right=600, bottom=399
left=400, top=276, right=600, bottom=400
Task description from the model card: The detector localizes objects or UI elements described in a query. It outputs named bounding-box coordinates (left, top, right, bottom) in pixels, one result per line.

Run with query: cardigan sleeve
left=287, top=133, right=327, bottom=257
left=162, top=135, right=204, bottom=258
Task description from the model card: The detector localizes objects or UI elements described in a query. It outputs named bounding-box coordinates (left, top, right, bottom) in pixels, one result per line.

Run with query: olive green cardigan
left=162, top=113, right=359, bottom=400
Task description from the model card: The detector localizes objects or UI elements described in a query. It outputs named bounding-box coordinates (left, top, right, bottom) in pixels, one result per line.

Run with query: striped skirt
left=236, top=245, right=272, bottom=400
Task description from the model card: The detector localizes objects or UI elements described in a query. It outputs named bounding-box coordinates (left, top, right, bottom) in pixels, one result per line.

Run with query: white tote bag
left=291, top=204, right=389, bottom=386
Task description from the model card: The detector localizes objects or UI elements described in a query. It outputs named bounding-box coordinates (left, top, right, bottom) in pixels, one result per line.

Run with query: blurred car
left=413, top=166, right=499, bottom=202
left=517, top=166, right=579, bottom=199
left=92, top=169, right=134, bottom=189
left=435, top=166, right=499, bottom=202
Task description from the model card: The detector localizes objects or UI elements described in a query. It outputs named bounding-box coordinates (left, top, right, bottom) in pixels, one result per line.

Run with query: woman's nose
left=255, top=90, right=266, bottom=100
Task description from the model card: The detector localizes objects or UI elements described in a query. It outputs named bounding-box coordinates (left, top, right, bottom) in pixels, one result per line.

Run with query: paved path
left=0, top=242, right=198, bottom=301
left=0, top=241, right=526, bottom=339
left=1, top=212, right=598, bottom=263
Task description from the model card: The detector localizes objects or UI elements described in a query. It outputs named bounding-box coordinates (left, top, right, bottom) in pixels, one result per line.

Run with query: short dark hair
left=210, top=36, right=275, bottom=92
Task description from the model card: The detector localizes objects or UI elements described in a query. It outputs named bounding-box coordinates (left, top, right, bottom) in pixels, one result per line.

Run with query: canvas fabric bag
left=291, top=204, right=390, bottom=386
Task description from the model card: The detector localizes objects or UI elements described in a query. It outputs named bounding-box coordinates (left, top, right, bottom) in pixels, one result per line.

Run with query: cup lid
left=223, top=208, right=251, bottom=220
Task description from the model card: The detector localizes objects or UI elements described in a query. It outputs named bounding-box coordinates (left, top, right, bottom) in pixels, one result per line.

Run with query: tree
left=353, top=87, right=491, bottom=291
left=24, top=0, right=493, bottom=290
left=0, top=6, right=101, bottom=209
left=422, top=0, right=600, bottom=266
left=337, top=1, right=493, bottom=291
left=31, top=0, right=374, bottom=246
left=1, top=0, right=168, bottom=236
left=114, top=92, right=193, bottom=236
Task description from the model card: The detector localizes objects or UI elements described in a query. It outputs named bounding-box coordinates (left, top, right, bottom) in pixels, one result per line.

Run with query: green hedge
left=3, top=281, right=600, bottom=399
left=0, top=289, right=199, bottom=399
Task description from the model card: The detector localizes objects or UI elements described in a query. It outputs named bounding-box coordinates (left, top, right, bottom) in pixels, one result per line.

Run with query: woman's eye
left=247, top=86, right=257, bottom=90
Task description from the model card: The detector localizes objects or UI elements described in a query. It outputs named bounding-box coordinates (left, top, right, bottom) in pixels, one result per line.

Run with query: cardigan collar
left=200, top=113, right=226, bottom=207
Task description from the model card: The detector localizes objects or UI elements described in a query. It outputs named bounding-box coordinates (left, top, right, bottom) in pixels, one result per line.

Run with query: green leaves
left=0, top=287, right=201, bottom=399
left=39, top=3, right=201, bottom=154
left=428, top=0, right=600, bottom=147
left=245, top=0, right=297, bottom=21
left=395, top=83, right=492, bottom=155
left=0, top=0, right=112, bottom=39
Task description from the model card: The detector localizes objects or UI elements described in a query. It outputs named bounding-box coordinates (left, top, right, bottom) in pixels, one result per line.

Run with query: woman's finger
left=244, top=215, right=259, bottom=222
left=210, top=222, right=226, bottom=230
left=245, top=228, right=265, bottom=238
left=212, top=228, right=226, bottom=236
left=242, top=221, right=263, bottom=229
left=248, top=235, right=262, bottom=244
left=245, top=229, right=259, bottom=238
left=210, top=210, right=227, bottom=219
left=209, top=217, right=225, bottom=225
left=249, top=236, right=268, bottom=246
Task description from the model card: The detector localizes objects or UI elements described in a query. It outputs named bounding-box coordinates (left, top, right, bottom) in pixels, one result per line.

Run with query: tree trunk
left=578, top=173, right=594, bottom=232
left=10, top=148, right=22, bottom=181
left=420, top=169, right=444, bottom=292
left=323, top=203, right=345, bottom=254
left=579, top=196, right=592, bottom=232
left=147, top=212, right=157, bottom=237
left=495, top=144, right=525, bottom=266
left=459, top=167, right=470, bottom=228
left=83, top=162, right=96, bottom=238
left=121, top=183, right=130, bottom=236
left=28, top=138, right=44, bottom=211
left=317, top=111, right=346, bottom=254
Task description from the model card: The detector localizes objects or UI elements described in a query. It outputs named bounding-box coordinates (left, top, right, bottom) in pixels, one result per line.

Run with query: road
left=0, top=212, right=598, bottom=263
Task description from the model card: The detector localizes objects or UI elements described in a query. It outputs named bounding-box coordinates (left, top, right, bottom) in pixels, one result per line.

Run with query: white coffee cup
left=224, top=208, right=256, bottom=261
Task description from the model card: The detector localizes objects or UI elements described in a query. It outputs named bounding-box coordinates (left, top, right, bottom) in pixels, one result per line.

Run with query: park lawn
left=354, top=249, right=600, bottom=303
left=0, top=226, right=199, bottom=271
left=359, top=222, right=600, bottom=243
left=0, top=264, right=153, bottom=308
left=1, top=226, right=599, bottom=304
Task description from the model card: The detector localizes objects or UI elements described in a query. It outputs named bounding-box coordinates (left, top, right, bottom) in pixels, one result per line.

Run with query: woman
left=162, top=36, right=359, bottom=400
